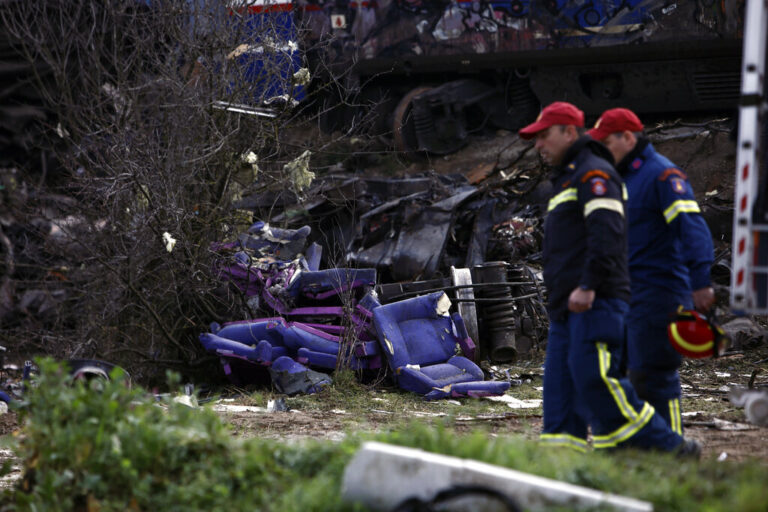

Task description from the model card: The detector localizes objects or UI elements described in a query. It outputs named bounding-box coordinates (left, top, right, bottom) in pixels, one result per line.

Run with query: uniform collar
left=616, top=136, right=650, bottom=175
left=552, top=135, right=609, bottom=180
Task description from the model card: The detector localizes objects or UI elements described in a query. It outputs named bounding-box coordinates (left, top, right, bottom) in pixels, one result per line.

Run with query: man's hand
left=692, top=286, right=715, bottom=313
left=568, top=287, right=595, bottom=313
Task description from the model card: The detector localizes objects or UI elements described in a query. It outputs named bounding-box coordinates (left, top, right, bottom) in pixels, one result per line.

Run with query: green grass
left=2, top=359, right=766, bottom=511
left=374, top=423, right=767, bottom=512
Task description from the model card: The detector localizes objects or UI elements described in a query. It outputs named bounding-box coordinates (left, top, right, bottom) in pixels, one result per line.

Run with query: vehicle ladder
left=731, top=0, right=768, bottom=313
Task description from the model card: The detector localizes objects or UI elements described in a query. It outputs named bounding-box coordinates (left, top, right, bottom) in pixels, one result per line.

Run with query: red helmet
left=668, top=308, right=728, bottom=359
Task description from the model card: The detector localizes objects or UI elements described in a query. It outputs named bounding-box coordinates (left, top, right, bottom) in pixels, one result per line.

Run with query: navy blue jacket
left=542, top=136, right=631, bottom=322
left=616, top=138, right=713, bottom=303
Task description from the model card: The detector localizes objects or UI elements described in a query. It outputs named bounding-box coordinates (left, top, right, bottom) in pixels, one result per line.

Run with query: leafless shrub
left=0, top=0, right=369, bottom=383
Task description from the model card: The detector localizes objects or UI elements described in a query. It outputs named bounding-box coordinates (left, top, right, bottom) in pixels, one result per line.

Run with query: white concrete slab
left=342, top=442, right=653, bottom=512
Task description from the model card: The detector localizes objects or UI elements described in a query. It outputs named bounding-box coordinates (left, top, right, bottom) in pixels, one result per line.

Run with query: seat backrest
left=287, top=268, right=377, bottom=300
left=372, top=292, right=460, bottom=369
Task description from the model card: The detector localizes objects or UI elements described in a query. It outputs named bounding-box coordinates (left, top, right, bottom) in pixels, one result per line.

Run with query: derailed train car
left=0, top=1, right=745, bottom=166
left=296, top=0, right=744, bottom=153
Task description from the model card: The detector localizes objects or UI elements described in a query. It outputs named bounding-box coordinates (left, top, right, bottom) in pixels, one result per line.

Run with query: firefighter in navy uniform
left=519, top=102, right=698, bottom=456
left=588, top=108, right=715, bottom=435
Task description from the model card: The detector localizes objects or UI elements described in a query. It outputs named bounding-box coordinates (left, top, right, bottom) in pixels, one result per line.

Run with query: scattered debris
left=684, top=417, right=758, bottom=431
left=0, top=355, right=131, bottom=406
left=67, top=359, right=129, bottom=386
left=720, top=317, right=768, bottom=351
left=268, top=357, right=331, bottom=396
left=267, top=397, right=289, bottom=412
left=201, top=219, right=517, bottom=399
left=172, top=394, right=198, bottom=408
left=729, top=387, right=768, bottom=426
left=212, top=403, right=268, bottom=414
left=483, top=395, right=542, bottom=409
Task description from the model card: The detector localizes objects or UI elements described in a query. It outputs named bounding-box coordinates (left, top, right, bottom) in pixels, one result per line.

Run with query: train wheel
left=393, top=86, right=432, bottom=153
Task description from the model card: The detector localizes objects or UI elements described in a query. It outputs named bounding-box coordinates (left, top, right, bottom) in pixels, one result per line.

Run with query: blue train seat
left=372, top=292, right=510, bottom=399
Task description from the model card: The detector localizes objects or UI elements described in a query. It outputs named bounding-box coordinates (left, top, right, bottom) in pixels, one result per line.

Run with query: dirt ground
left=206, top=342, right=768, bottom=462
left=1, top=350, right=767, bottom=464
left=156, top=345, right=768, bottom=462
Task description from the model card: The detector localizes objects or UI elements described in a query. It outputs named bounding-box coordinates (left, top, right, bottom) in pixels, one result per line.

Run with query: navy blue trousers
left=541, top=297, right=683, bottom=452
left=625, top=290, right=691, bottom=435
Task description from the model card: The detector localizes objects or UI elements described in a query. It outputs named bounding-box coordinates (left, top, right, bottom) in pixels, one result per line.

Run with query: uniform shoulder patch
left=669, top=176, right=686, bottom=194
left=581, top=169, right=610, bottom=182
left=658, top=168, right=688, bottom=181
left=590, top=177, right=607, bottom=196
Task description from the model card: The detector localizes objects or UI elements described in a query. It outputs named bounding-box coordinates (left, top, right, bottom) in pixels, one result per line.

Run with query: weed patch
left=2, top=359, right=766, bottom=511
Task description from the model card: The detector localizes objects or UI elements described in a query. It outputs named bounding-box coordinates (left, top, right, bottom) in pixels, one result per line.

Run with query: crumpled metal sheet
left=350, top=186, right=478, bottom=280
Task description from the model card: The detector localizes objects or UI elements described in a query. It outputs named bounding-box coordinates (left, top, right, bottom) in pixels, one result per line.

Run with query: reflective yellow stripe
left=669, top=323, right=712, bottom=353
left=596, top=342, right=637, bottom=422
left=584, top=198, right=624, bottom=218
left=663, top=200, right=700, bottom=223
left=669, top=398, right=682, bottom=435
left=540, top=433, right=588, bottom=452
left=593, top=403, right=655, bottom=448
left=668, top=399, right=676, bottom=433
left=622, top=184, right=628, bottom=201
left=547, top=187, right=577, bottom=212
left=591, top=342, right=658, bottom=449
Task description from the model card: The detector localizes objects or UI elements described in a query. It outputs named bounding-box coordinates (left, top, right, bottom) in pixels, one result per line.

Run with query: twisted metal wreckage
left=199, top=208, right=547, bottom=399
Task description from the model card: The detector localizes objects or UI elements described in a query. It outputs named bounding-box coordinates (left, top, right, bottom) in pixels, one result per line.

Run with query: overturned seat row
left=200, top=222, right=510, bottom=399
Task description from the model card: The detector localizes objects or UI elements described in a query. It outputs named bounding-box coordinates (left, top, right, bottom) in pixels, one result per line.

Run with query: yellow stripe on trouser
left=583, top=198, right=624, bottom=218
left=592, top=342, right=656, bottom=449
left=547, top=188, right=577, bottom=212
left=539, top=433, right=588, bottom=452
left=663, top=200, right=700, bottom=223
left=668, top=398, right=682, bottom=435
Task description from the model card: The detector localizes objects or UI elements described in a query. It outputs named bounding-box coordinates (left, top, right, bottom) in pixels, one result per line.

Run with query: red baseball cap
left=518, top=102, right=584, bottom=140
left=587, top=108, right=644, bottom=141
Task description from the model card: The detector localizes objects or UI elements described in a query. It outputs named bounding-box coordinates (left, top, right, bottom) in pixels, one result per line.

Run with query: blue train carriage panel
left=301, top=0, right=743, bottom=127
left=226, top=0, right=307, bottom=107
left=315, top=0, right=742, bottom=61
left=525, top=0, right=744, bottom=114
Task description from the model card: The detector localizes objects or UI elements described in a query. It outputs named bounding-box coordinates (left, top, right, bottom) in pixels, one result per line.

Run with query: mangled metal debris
left=377, top=262, right=546, bottom=363
left=202, top=220, right=514, bottom=399
left=237, top=170, right=547, bottom=283
left=66, top=359, right=129, bottom=385
left=0, top=354, right=132, bottom=408
left=211, top=150, right=553, bottom=385
left=239, top=171, right=552, bottom=365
